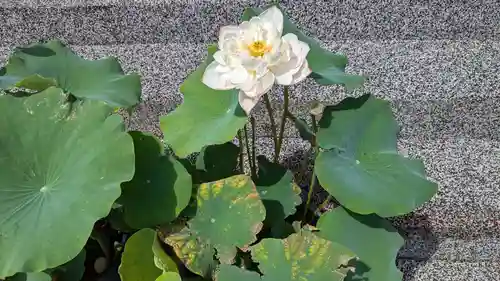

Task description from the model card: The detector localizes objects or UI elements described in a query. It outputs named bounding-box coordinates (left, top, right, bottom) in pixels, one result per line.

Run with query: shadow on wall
left=282, top=149, right=440, bottom=281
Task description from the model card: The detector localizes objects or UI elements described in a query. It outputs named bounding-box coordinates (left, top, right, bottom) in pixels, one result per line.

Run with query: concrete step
left=398, top=259, right=500, bottom=281
left=248, top=95, right=499, bottom=142
left=1, top=0, right=500, bottom=46
left=2, top=40, right=494, bottom=140
left=400, top=235, right=500, bottom=262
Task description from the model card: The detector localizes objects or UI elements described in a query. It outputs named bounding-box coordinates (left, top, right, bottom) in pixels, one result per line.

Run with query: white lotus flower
left=202, top=6, right=311, bottom=115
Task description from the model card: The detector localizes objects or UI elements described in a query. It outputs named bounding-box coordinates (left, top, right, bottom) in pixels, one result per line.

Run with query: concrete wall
left=1, top=0, right=499, bottom=280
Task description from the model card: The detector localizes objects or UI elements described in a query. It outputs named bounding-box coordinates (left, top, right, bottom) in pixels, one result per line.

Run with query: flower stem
left=237, top=130, right=245, bottom=174
left=276, top=86, right=289, bottom=162
left=303, top=147, right=318, bottom=222
left=311, top=114, right=318, bottom=133
left=244, top=124, right=256, bottom=178
left=303, top=114, right=319, bottom=222
left=251, top=117, right=257, bottom=176
left=263, top=94, right=279, bottom=162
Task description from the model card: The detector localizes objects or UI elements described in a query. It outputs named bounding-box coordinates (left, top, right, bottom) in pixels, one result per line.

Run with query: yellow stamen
left=247, top=40, right=271, bottom=57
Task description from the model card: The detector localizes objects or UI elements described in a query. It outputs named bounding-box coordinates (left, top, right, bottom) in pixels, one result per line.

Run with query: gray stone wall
left=1, top=0, right=499, bottom=280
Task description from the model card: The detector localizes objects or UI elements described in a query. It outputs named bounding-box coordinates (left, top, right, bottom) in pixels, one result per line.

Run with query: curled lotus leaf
left=2, top=40, right=141, bottom=108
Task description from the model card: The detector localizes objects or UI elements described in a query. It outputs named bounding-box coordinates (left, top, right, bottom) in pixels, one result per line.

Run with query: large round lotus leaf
left=165, top=175, right=265, bottom=277
left=242, top=7, right=364, bottom=89
left=216, top=265, right=261, bottom=281
left=250, top=229, right=355, bottom=281
left=253, top=156, right=301, bottom=225
left=155, top=272, right=182, bottom=281
left=314, top=95, right=438, bottom=217
left=2, top=40, right=141, bottom=108
left=6, top=272, right=51, bottom=281
left=317, top=208, right=404, bottom=281
left=46, top=249, right=86, bottom=281
left=0, top=74, right=20, bottom=89
left=160, top=45, right=248, bottom=158
left=119, top=131, right=192, bottom=229
left=0, top=87, right=135, bottom=278
left=119, top=229, right=163, bottom=281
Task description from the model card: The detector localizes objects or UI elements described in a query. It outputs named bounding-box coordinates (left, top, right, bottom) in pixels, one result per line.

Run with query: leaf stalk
left=237, top=130, right=245, bottom=174
left=263, top=94, right=279, bottom=162
left=276, top=85, right=289, bottom=162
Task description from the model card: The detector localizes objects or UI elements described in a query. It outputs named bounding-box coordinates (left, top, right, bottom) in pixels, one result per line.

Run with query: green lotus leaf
left=242, top=6, right=364, bottom=89
left=160, top=45, right=248, bottom=158
left=152, top=234, right=178, bottom=273
left=0, top=67, right=18, bottom=89
left=12, top=75, right=57, bottom=92
left=0, top=67, right=55, bottom=92
left=0, top=87, right=135, bottom=278
left=317, top=208, right=404, bottom=281
left=250, top=228, right=355, bottom=281
left=119, top=229, right=163, bottom=281
left=195, top=142, right=240, bottom=182
left=155, top=272, right=182, bottom=281
left=0, top=75, right=20, bottom=89
left=119, top=131, right=192, bottom=229
left=6, top=272, right=51, bottom=281
left=164, top=175, right=265, bottom=277
left=2, top=40, right=141, bottom=108
left=314, top=94, right=438, bottom=217
left=46, top=249, right=86, bottom=281
left=216, top=265, right=261, bottom=281
left=253, top=156, right=301, bottom=225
